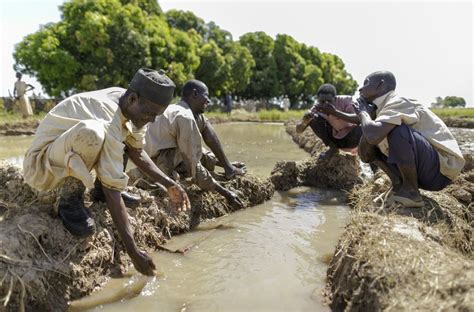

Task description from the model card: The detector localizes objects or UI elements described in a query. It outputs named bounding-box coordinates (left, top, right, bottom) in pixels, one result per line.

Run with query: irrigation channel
left=0, top=122, right=350, bottom=311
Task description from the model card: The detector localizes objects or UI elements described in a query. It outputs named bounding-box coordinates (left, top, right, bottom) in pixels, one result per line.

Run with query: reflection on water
left=210, top=122, right=309, bottom=177
left=0, top=135, right=33, bottom=165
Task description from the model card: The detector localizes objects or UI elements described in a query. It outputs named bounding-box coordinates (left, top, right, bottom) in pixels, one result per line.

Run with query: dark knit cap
left=129, top=68, right=176, bottom=106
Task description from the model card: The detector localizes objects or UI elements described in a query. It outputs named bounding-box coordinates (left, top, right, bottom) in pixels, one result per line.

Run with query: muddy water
left=0, top=123, right=350, bottom=311
left=81, top=123, right=349, bottom=312
left=0, top=135, right=33, bottom=165
left=90, top=188, right=348, bottom=312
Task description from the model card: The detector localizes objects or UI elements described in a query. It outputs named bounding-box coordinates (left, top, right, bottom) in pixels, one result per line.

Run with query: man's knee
left=75, top=120, right=106, bottom=153
left=76, top=120, right=105, bottom=146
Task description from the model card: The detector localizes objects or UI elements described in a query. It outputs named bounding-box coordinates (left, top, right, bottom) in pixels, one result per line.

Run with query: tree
left=442, top=96, right=466, bottom=108
left=431, top=96, right=466, bottom=108
left=13, top=0, right=196, bottom=96
left=195, top=41, right=228, bottom=97
left=431, top=96, right=444, bottom=108
left=205, top=21, right=233, bottom=52
left=224, top=42, right=255, bottom=94
left=239, top=32, right=281, bottom=100
left=165, top=9, right=206, bottom=38
left=13, top=22, right=80, bottom=97
left=273, top=34, right=307, bottom=107
left=321, top=53, right=358, bottom=96
left=14, top=0, right=358, bottom=102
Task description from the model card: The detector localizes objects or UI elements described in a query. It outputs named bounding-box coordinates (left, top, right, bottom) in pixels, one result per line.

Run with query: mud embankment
left=0, top=163, right=274, bottom=311
left=270, top=121, right=363, bottom=191
left=281, top=120, right=474, bottom=311
left=0, top=120, right=39, bottom=136
left=443, top=117, right=474, bottom=129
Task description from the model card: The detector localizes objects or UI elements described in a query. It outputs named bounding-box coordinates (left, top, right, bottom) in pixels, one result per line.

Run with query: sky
left=1, top=0, right=472, bottom=107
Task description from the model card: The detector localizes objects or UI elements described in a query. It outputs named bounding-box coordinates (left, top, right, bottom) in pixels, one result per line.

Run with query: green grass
left=0, top=110, right=46, bottom=125
left=430, top=108, right=474, bottom=118
left=206, top=109, right=306, bottom=122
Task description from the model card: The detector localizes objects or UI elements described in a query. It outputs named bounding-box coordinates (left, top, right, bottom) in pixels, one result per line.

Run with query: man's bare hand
left=130, top=250, right=156, bottom=276
left=167, top=184, right=191, bottom=212
left=225, top=162, right=247, bottom=180
left=224, top=190, right=244, bottom=209
left=315, top=102, right=336, bottom=115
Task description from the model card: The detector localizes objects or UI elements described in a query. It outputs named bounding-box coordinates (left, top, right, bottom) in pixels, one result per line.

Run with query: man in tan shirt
left=23, top=68, right=190, bottom=276
left=144, top=79, right=245, bottom=208
left=354, top=71, right=465, bottom=207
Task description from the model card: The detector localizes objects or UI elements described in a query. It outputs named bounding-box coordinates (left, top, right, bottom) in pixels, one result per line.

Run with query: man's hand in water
left=130, top=249, right=156, bottom=276
left=224, top=162, right=247, bottom=180
left=167, top=184, right=191, bottom=213
left=224, top=190, right=244, bottom=208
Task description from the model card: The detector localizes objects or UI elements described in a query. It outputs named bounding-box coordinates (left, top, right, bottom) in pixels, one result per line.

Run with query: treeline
left=431, top=96, right=466, bottom=108
left=13, top=0, right=357, bottom=107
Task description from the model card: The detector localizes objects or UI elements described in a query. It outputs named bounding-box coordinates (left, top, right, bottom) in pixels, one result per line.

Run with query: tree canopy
left=431, top=96, right=466, bottom=108
left=14, top=0, right=358, bottom=105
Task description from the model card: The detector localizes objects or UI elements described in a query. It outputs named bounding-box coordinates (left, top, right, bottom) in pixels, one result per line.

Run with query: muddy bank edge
left=283, top=119, right=474, bottom=311
left=0, top=164, right=274, bottom=311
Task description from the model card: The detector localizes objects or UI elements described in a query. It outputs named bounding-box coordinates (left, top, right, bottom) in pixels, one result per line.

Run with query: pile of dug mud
left=0, top=163, right=273, bottom=310
left=270, top=121, right=363, bottom=191
left=281, top=120, right=474, bottom=311
left=0, top=120, right=39, bottom=136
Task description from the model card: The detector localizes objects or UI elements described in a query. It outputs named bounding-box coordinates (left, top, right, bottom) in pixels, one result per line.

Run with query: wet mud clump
left=270, top=120, right=362, bottom=191
left=0, top=162, right=273, bottom=311
left=326, top=170, right=474, bottom=311
left=0, top=120, right=39, bottom=136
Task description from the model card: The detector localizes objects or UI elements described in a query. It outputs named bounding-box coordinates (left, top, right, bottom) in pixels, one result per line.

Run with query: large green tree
left=320, top=53, right=357, bottom=96
left=273, top=34, right=307, bottom=107
left=165, top=9, right=206, bottom=38
left=14, top=0, right=199, bottom=96
left=14, top=0, right=358, bottom=102
left=239, top=32, right=281, bottom=100
left=442, top=96, right=466, bottom=108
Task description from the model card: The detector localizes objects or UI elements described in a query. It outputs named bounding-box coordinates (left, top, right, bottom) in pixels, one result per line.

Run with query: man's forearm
left=104, top=188, right=138, bottom=256
left=333, top=110, right=361, bottom=124
left=202, top=126, right=231, bottom=169
left=127, top=147, right=175, bottom=188
left=357, top=111, right=394, bottom=145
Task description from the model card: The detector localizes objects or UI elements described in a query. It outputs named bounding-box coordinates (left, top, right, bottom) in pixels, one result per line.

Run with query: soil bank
left=0, top=163, right=274, bottom=311
left=281, top=120, right=474, bottom=311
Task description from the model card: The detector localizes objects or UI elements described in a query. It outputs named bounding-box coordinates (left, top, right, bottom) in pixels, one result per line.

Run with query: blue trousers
left=384, top=124, right=451, bottom=191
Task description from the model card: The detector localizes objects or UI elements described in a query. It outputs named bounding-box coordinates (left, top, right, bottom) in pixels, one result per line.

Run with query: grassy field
left=0, top=110, right=45, bottom=125
left=206, top=109, right=306, bottom=122
left=430, top=108, right=474, bottom=118
left=0, top=104, right=472, bottom=126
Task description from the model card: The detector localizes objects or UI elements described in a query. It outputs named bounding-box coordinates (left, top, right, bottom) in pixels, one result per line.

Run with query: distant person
left=296, top=84, right=363, bottom=159
left=23, top=68, right=190, bottom=276
left=354, top=70, right=465, bottom=207
left=224, top=93, right=233, bottom=115
left=13, top=72, right=34, bottom=118
left=282, top=96, right=290, bottom=112
left=143, top=79, right=246, bottom=208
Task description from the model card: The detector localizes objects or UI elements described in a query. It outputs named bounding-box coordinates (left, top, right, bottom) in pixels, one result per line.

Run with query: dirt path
left=0, top=164, right=274, bottom=311
left=282, top=120, right=474, bottom=311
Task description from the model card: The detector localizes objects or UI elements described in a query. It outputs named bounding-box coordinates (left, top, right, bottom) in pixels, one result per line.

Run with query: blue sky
left=1, top=0, right=473, bottom=106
